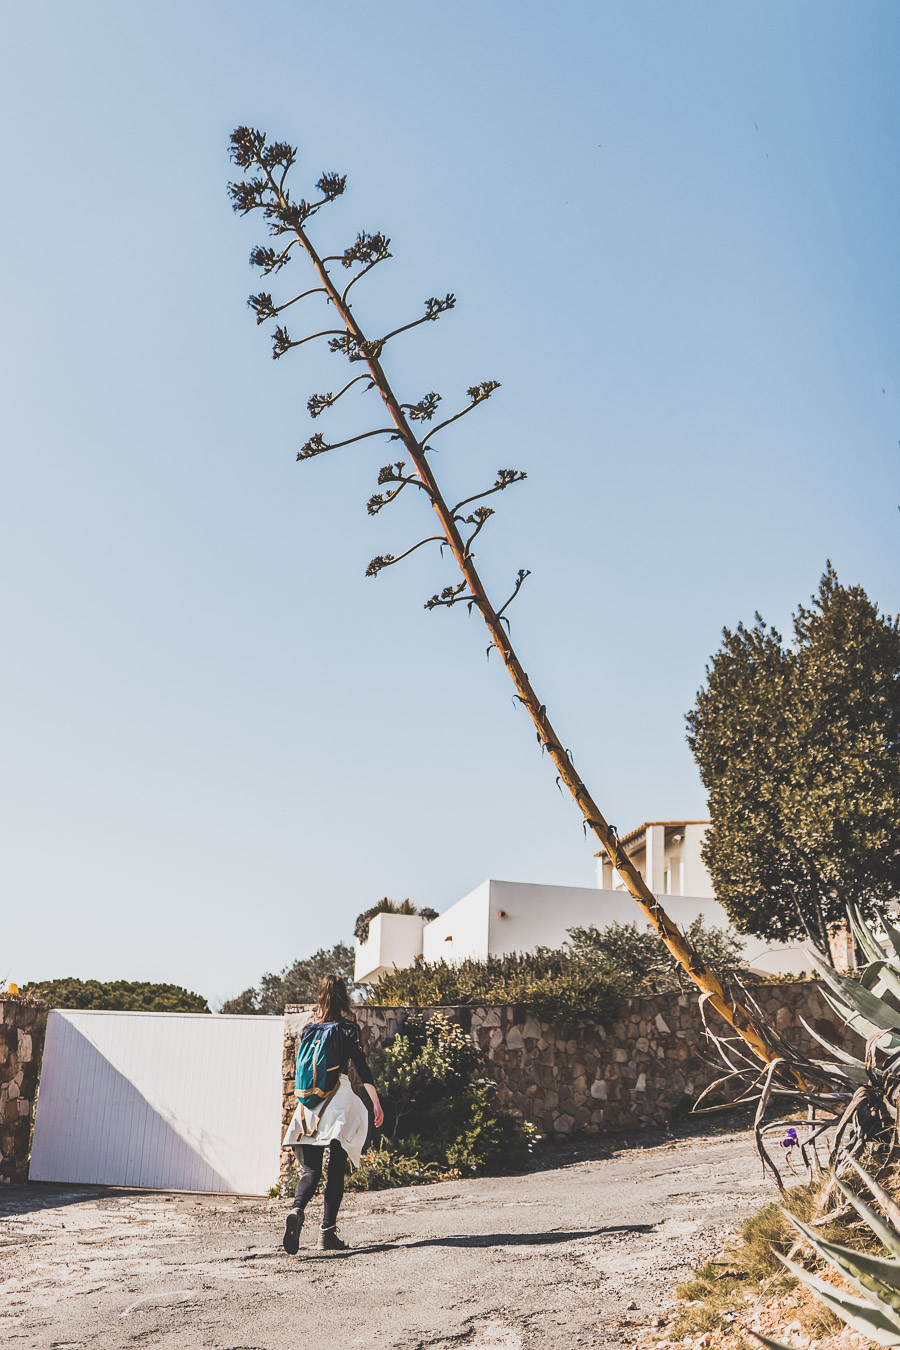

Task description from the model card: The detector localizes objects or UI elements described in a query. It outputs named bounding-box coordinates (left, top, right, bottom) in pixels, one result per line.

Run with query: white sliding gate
left=30, top=1009, right=284, bottom=1194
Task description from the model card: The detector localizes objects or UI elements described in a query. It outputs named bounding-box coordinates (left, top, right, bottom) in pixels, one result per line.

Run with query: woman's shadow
left=304, top=1223, right=653, bottom=1257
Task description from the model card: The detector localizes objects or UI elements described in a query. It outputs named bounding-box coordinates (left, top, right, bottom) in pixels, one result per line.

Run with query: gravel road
left=2, top=1128, right=771, bottom=1350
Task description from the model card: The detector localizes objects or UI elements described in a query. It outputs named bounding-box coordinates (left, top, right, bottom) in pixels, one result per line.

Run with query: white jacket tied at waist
left=282, top=1074, right=370, bottom=1168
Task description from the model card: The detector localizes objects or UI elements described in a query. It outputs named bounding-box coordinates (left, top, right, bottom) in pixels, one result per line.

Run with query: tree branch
left=422, top=380, right=501, bottom=444
left=496, top=569, right=531, bottom=620
left=367, top=536, right=445, bottom=577
left=297, top=426, right=396, bottom=461
left=307, top=373, right=373, bottom=419
left=272, top=326, right=345, bottom=359
left=452, top=469, right=527, bottom=516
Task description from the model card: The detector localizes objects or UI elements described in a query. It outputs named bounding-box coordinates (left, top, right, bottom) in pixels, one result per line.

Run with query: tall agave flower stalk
left=228, top=125, right=792, bottom=1070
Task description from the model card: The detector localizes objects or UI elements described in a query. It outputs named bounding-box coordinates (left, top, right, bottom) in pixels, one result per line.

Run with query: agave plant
left=723, top=906, right=900, bottom=1346
left=752, top=1157, right=900, bottom=1348
left=695, top=905, right=900, bottom=1188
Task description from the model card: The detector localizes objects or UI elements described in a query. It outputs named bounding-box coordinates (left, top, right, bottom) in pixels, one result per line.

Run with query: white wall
left=596, top=822, right=714, bottom=897
left=681, top=823, right=713, bottom=897
left=484, top=879, right=732, bottom=957
left=354, top=912, right=426, bottom=983
left=29, top=1010, right=285, bottom=1193
left=422, top=880, right=491, bottom=963
left=426, top=878, right=816, bottom=977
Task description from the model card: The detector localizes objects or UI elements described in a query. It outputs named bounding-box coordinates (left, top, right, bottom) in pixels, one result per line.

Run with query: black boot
left=317, top=1225, right=349, bottom=1252
left=282, top=1208, right=303, bottom=1254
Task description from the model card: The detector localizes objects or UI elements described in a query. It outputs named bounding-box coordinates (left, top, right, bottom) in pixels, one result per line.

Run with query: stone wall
left=1, top=998, right=49, bottom=1184
left=282, top=982, right=851, bottom=1162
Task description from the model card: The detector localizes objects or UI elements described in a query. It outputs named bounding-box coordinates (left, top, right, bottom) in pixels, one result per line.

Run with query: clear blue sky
left=3, top=2, right=898, bottom=1006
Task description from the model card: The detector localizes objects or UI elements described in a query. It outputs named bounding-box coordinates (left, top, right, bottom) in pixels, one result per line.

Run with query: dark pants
left=292, top=1140, right=347, bottom=1229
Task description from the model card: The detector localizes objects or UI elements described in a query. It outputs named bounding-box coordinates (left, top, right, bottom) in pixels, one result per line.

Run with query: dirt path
left=2, top=1129, right=771, bottom=1349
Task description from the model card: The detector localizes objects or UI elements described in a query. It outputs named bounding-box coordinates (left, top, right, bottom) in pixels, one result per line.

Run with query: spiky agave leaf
left=811, top=1057, right=869, bottom=1086
left=835, top=1177, right=900, bottom=1261
left=817, top=984, right=900, bottom=1051
left=783, top=1211, right=900, bottom=1311
left=807, top=948, right=900, bottom=1046
left=847, top=1158, right=900, bottom=1232
left=849, top=904, right=891, bottom=966
left=778, top=1252, right=900, bottom=1344
left=883, top=917, right=900, bottom=964
left=798, top=1017, right=870, bottom=1084
left=859, top=960, right=900, bottom=1007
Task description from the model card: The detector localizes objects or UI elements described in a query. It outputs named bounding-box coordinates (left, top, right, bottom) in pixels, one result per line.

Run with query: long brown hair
left=315, top=974, right=353, bottom=1024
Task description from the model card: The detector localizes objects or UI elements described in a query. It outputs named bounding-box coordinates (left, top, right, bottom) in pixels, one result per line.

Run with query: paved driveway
left=2, top=1129, right=771, bottom=1349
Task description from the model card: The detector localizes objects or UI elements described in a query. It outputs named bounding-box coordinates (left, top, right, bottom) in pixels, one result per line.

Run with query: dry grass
left=664, top=1177, right=873, bottom=1344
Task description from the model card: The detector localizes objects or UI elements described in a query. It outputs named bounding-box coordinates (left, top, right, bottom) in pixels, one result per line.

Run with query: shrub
left=269, top=1140, right=455, bottom=1199
left=367, top=952, right=625, bottom=1023
left=443, top=1081, right=537, bottom=1174
left=347, top=1141, right=451, bottom=1190
left=371, top=1012, right=534, bottom=1176
left=567, top=916, right=754, bottom=995
left=22, top=977, right=209, bottom=1013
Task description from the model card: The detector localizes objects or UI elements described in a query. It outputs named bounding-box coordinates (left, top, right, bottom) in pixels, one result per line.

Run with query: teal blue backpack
left=295, top=1021, right=342, bottom=1102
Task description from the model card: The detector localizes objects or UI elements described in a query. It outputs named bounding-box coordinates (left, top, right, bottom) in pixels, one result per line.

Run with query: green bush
left=269, top=1139, right=454, bottom=1199
left=444, top=1081, right=536, bottom=1173
left=347, top=1141, right=451, bottom=1190
left=567, top=916, right=753, bottom=995
left=368, top=952, right=624, bottom=1023
left=371, top=1012, right=534, bottom=1176
left=23, top=977, right=210, bottom=1013
left=366, top=919, right=751, bottom=1017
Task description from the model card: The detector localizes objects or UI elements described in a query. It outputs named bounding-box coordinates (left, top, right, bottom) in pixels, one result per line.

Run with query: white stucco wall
left=354, top=912, right=426, bottom=983
left=681, top=823, right=713, bottom=897
left=422, top=881, right=491, bottom=964
left=596, top=822, right=714, bottom=897
left=483, top=880, right=732, bottom=957
left=424, top=878, right=815, bottom=977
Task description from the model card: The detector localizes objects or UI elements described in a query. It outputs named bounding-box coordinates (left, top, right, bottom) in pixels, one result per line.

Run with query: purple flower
left=781, top=1127, right=799, bottom=1150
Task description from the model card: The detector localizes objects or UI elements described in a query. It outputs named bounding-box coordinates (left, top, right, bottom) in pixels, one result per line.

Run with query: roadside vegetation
left=367, top=918, right=754, bottom=1020
left=22, top=977, right=210, bottom=1013
left=652, top=1161, right=900, bottom=1349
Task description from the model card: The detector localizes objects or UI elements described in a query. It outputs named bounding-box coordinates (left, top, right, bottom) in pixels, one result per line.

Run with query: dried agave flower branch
left=228, top=125, right=787, bottom=1071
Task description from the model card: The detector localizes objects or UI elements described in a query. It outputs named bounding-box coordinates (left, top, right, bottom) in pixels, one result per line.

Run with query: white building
left=353, top=819, right=815, bottom=983
left=595, top=820, right=711, bottom=897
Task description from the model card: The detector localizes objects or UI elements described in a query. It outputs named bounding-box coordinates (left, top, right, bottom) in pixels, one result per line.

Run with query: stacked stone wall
left=1, top=998, right=49, bottom=1183
left=282, top=982, right=852, bottom=1166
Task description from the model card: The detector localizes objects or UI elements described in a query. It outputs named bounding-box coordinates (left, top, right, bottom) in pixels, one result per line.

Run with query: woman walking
left=281, top=974, right=383, bottom=1253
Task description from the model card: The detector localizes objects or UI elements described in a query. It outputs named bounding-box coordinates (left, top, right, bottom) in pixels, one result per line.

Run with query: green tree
left=220, top=941, right=357, bottom=1013
left=23, top=977, right=210, bottom=1013
left=686, top=565, right=900, bottom=954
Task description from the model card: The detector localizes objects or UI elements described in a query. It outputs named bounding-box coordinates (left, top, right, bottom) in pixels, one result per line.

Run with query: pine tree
left=687, top=565, right=900, bottom=954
